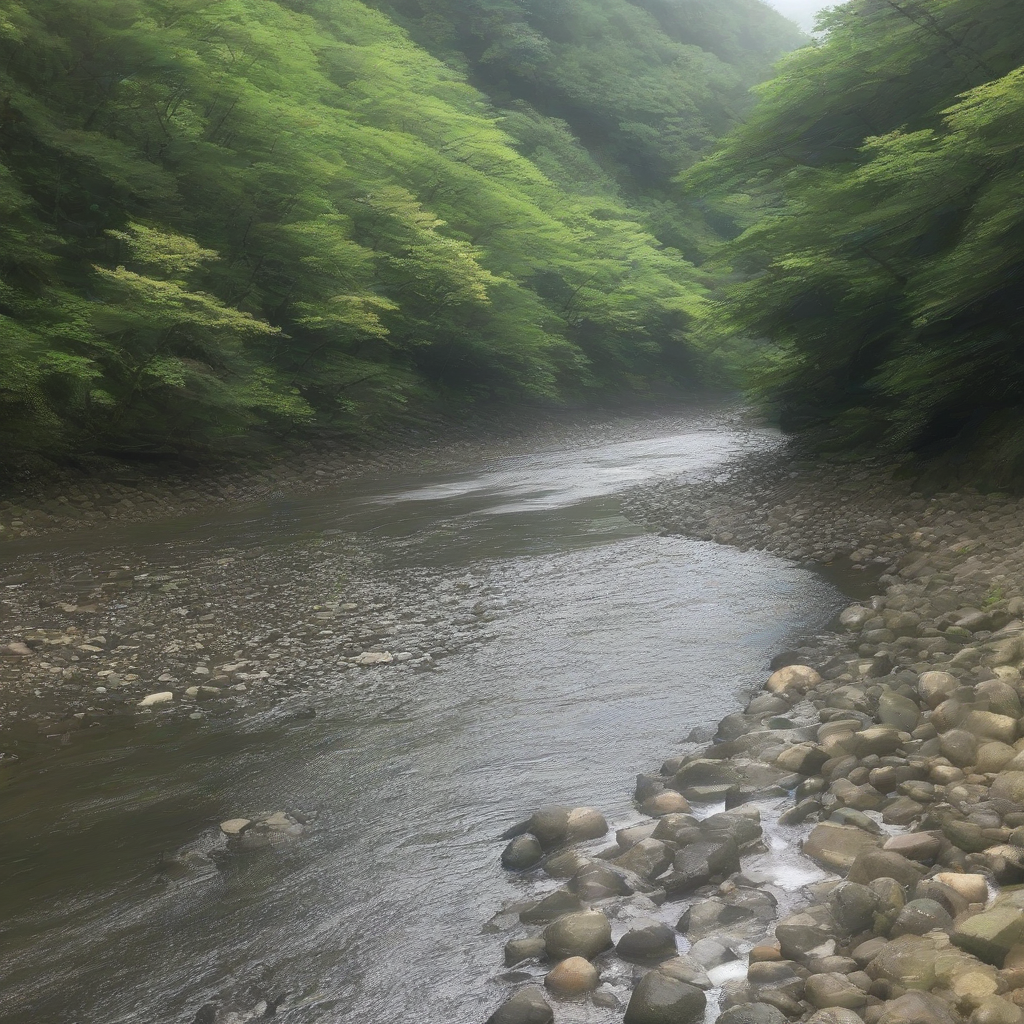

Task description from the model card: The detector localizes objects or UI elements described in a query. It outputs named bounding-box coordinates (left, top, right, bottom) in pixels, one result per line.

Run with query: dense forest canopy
left=0, top=0, right=802, bottom=461
left=689, top=0, right=1024, bottom=485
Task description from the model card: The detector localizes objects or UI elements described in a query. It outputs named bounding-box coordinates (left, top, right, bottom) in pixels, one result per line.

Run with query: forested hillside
left=0, top=0, right=801, bottom=462
left=372, top=0, right=804, bottom=256
left=689, top=0, right=1024, bottom=485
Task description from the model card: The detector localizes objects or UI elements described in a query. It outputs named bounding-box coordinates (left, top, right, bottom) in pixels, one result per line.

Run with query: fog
left=765, top=0, right=828, bottom=32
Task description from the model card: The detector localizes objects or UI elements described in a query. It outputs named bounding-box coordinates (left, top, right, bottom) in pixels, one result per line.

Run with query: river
left=0, top=413, right=845, bottom=1024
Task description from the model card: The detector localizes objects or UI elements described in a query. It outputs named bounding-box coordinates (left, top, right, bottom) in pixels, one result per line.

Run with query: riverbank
left=0, top=403, right=725, bottom=544
left=0, top=406, right=758, bottom=764
left=486, top=446, right=1024, bottom=1024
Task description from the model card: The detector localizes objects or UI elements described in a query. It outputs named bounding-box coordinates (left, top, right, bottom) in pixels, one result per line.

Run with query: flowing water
left=0, top=414, right=844, bottom=1024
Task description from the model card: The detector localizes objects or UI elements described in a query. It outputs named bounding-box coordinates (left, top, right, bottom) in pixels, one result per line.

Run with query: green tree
left=688, top=0, right=1024, bottom=484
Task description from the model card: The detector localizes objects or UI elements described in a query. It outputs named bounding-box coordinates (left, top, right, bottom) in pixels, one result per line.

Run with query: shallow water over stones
left=0, top=413, right=845, bottom=1024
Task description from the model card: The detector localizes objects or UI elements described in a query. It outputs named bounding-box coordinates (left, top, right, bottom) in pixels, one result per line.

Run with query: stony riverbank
left=484, top=448, right=1024, bottom=1024
left=0, top=404, right=715, bottom=544
left=0, top=416, right=517, bottom=543
left=2, top=408, right=745, bottom=752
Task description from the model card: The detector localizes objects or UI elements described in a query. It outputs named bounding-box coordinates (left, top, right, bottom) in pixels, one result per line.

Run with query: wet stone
left=543, top=911, right=612, bottom=961
left=485, top=986, right=554, bottom=1024
left=568, top=863, right=632, bottom=900
left=544, top=956, right=599, bottom=996
left=623, top=971, right=706, bottom=1024
left=615, top=920, right=678, bottom=963
left=717, top=1005, right=788, bottom=1024
left=503, top=835, right=543, bottom=871
left=520, top=890, right=583, bottom=924
left=505, top=936, right=546, bottom=966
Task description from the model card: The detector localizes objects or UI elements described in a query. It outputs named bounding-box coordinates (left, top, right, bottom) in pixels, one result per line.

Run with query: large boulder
left=765, top=664, right=822, bottom=696
left=486, top=987, right=554, bottom=1024
left=680, top=890, right=777, bottom=944
left=876, top=991, right=959, bottom=1024
left=953, top=905, right=1024, bottom=965
left=623, top=971, right=706, bottom=1024
left=803, top=823, right=881, bottom=874
left=520, top=889, right=583, bottom=924
left=776, top=743, right=830, bottom=776
left=939, top=728, right=979, bottom=768
left=871, top=877, right=906, bottom=936
left=806, top=1012, right=867, bottom=1024
left=866, top=934, right=940, bottom=989
left=700, top=810, right=763, bottom=847
left=525, top=805, right=608, bottom=851
left=652, top=813, right=702, bottom=845
left=502, top=835, right=543, bottom=871
left=971, top=996, right=1024, bottom=1024
left=775, top=907, right=838, bottom=961
left=883, top=832, right=941, bottom=863
left=614, top=838, right=674, bottom=880
left=568, top=863, right=632, bottom=900
left=851, top=726, right=902, bottom=758
left=935, top=872, right=988, bottom=905
left=891, top=898, right=954, bottom=937
left=642, top=791, right=692, bottom=817
left=839, top=605, right=872, bottom=631
left=617, top=822, right=659, bottom=851
left=543, top=910, right=612, bottom=961
left=832, top=778, right=885, bottom=811
left=661, top=839, right=740, bottom=899
left=878, top=691, right=921, bottom=732
left=963, top=710, right=1018, bottom=744
left=943, top=817, right=990, bottom=854
left=672, top=759, right=789, bottom=802
left=717, top=1005, right=788, bottom=1024
left=978, top=845, right=1024, bottom=887
left=976, top=741, right=1017, bottom=774
left=918, top=671, right=958, bottom=708
left=542, top=849, right=589, bottom=879
left=504, top=936, right=546, bottom=966
left=544, top=956, right=599, bottom=996
left=803, top=972, right=868, bottom=1010
left=991, top=773, right=1024, bottom=805
left=825, top=881, right=882, bottom=936
left=670, top=759, right=741, bottom=800
left=976, top=680, right=1023, bottom=719
left=616, top=920, right=678, bottom=963
left=847, top=850, right=926, bottom=889
left=914, top=879, right=970, bottom=919
left=658, top=956, right=712, bottom=989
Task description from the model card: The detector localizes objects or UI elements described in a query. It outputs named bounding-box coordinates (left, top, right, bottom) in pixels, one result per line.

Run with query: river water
left=0, top=414, right=844, bottom=1024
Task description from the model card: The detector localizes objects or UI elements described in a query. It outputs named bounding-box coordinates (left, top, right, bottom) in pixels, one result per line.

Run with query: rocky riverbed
left=0, top=526, right=511, bottom=758
left=485, top=447, right=1024, bottom=1024
left=1, top=407, right=706, bottom=754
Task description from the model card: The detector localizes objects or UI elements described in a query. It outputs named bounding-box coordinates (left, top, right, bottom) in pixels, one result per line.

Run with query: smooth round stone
left=485, top=986, right=554, bottom=1024
left=502, top=835, right=543, bottom=871
left=543, top=911, right=612, bottom=961
left=544, top=956, right=599, bottom=996
left=642, top=791, right=692, bottom=816
left=623, top=971, right=706, bottom=1024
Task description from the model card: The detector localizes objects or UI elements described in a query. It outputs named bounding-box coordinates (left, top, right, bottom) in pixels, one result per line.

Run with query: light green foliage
left=0, top=0, right=801, bottom=459
left=375, top=0, right=805, bottom=253
left=688, top=0, right=1024, bottom=484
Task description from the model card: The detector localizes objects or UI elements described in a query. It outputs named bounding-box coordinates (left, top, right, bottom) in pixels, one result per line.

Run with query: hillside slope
left=0, top=0, right=804, bottom=462
left=689, top=0, right=1024, bottom=485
